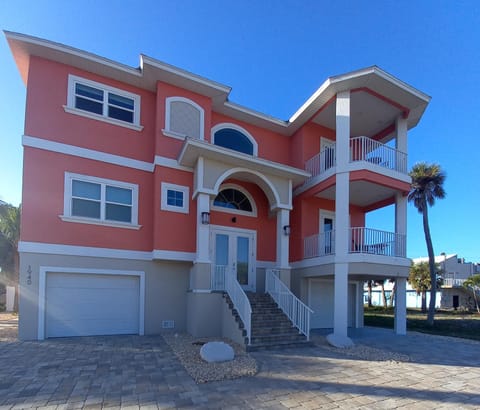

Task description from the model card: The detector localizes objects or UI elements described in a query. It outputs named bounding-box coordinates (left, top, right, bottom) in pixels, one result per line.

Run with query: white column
left=395, top=193, right=407, bottom=257
left=327, top=91, right=354, bottom=348
left=196, top=192, right=210, bottom=263
left=276, top=208, right=290, bottom=269
left=394, top=277, right=407, bottom=335
left=395, top=116, right=408, bottom=153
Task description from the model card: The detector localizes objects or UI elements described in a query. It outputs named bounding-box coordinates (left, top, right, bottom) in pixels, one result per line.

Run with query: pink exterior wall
left=25, top=57, right=156, bottom=163
left=21, top=148, right=153, bottom=251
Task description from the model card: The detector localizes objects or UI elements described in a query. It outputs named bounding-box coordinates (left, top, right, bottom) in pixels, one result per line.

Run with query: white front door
left=211, top=227, right=256, bottom=291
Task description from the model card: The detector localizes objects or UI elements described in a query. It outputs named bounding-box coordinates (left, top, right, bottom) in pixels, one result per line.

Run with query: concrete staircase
left=224, top=292, right=312, bottom=351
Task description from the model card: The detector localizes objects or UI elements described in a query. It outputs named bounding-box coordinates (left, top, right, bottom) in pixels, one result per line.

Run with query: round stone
left=200, top=341, right=235, bottom=363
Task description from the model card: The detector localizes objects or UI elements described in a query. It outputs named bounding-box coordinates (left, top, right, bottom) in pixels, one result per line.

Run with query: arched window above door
left=212, top=184, right=257, bottom=217
left=212, top=123, right=257, bottom=156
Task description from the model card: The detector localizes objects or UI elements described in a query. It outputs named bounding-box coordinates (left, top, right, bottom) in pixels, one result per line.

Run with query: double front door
left=211, top=227, right=256, bottom=291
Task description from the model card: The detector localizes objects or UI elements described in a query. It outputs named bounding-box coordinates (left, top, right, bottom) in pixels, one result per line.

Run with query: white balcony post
left=395, top=116, right=408, bottom=153
left=395, top=193, right=407, bottom=256
left=394, top=277, right=407, bottom=335
left=196, top=192, right=210, bottom=263
left=276, top=208, right=290, bottom=269
left=327, top=91, right=354, bottom=348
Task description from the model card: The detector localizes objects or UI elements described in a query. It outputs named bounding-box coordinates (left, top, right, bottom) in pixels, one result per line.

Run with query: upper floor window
left=160, top=182, right=190, bottom=214
left=61, top=172, right=140, bottom=229
left=212, top=184, right=257, bottom=217
left=65, top=75, right=142, bottom=130
left=164, top=97, right=204, bottom=140
left=211, top=123, right=257, bottom=156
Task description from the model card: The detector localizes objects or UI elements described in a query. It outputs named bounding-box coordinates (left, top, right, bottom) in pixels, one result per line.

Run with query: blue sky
left=1, top=1, right=479, bottom=261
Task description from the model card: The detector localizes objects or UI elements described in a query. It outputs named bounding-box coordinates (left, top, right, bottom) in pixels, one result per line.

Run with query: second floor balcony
left=304, top=136, right=408, bottom=185
left=304, top=227, right=406, bottom=259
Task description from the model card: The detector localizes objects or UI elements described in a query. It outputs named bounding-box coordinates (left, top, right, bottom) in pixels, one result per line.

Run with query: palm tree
left=408, top=163, right=446, bottom=325
left=463, top=274, right=480, bottom=313
left=0, top=203, right=21, bottom=311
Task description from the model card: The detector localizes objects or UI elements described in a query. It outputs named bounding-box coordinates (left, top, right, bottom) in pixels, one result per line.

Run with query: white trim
left=59, top=215, right=141, bottom=230
left=38, top=266, right=145, bottom=340
left=154, top=155, right=193, bottom=172
left=152, top=249, right=196, bottom=262
left=211, top=183, right=258, bottom=217
left=19, top=241, right=152, bottom=260
left=211, top=123, right=258, bottom=156
left=190, top=289, right=212, bottom=294
left=63, top=106, right=144, bottom=131
left=161, top=182, right=190, bottom=214
left=165, top=96, right=205, bottom=140
left=63, top=172, right=139, bottom=226
left=23, top=135, right=154, bottom=172
left=290, top=255, right=336, bottom=269
left=67, top=74, right=141, bottom=128
left=222, top=101, right=288, bottom=128
left=256, top=260, right=277, bottom=269
left=18, top=241, right=197, bottom=262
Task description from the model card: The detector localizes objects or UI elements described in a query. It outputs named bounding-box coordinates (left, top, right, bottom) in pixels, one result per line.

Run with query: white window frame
left=163, top=96, right=205, bottom=140
left=211, top=123, right=258, bottom=156
left=161, top=182, right=190, bottom=214
left=211, top=183, right=257, bottom=217
left=60, top=172, right=140, bottom=229
left=65, top=75, right=143, bottom=131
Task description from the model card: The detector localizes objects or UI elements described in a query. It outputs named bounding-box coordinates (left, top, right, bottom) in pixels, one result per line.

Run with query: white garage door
left=309, top=280, right=356, bottom=329
left=45, top=272, right=140, bottom=338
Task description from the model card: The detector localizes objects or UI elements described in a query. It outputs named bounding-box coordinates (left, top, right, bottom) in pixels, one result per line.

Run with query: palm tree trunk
left=367, top=280, right=372, bottom=307
left=422, top=202, right=436, bottom=325
left=421, top=291, right=427, bottom=312
left=381, top=281, right=387, bottom=308
left=389, top=280, right=396, bottom=307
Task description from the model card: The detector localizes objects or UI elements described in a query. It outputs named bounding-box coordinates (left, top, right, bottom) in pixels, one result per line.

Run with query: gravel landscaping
left=162, top=333, right=258, bottom=383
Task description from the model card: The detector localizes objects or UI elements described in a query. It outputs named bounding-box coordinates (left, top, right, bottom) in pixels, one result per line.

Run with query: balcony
left=304, top=227, right=406, bottom=259
left=304, top=136, right=407, bottom=184
left=443, top=278, right=466, bottom=288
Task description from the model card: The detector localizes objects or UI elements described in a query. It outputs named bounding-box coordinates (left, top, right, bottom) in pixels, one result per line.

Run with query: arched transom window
left=212, top=123, right=257, bottom=156
left=212, top=184, right=257, bottom=217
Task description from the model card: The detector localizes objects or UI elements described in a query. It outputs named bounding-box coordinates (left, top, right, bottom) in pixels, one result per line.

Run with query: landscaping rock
left=200, top=341, right=235, bottom=362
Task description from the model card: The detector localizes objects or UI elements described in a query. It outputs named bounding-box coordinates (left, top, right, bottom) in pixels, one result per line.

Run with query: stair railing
left=265, top=269, right=313, bottom=340
left=225, top=270, right=252, bottom=345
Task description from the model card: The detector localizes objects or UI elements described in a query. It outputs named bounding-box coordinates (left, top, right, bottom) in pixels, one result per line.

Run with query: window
left=66, top=75, right=141, bottom=129
left=212, top=123, right=257, bottom=155
left=212, top=184, right=257, bottom=217
left=62, top=173, right=139, bottom=228
left=164, top=97, right=204, bottom=140
left=161, top=183, right=190, bottom=214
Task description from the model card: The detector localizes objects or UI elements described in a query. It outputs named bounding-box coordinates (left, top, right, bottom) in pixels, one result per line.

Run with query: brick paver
left=0, top=313, right=479, bottom=409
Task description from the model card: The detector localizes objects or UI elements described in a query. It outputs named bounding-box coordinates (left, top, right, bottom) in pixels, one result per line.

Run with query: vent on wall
left=162, top=320, right=175, bottom=329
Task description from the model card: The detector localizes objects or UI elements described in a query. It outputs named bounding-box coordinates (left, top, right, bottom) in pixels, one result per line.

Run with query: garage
left=309, top=279, right=356, bottom=328
left=44, top=271, right=142, bottom=338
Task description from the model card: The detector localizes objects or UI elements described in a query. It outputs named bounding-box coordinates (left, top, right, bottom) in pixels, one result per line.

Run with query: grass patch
left=364, top=306, right=480, bottom=341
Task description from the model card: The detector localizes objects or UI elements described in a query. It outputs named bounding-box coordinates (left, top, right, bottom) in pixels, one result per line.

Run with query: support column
left=196, top=193, right=210, bottom=264
left=276, top=208, right=291, bottom=287
left=394, top=277, right=407, bottom=335
left=395, top=116, right=408, bottom=173
left=327, top=91, right=354, bottom=348
left=395, top=193, right=407, bottom=257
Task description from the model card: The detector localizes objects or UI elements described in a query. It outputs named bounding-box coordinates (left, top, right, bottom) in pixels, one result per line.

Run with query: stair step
left=246, top=339, right=314, bottom=352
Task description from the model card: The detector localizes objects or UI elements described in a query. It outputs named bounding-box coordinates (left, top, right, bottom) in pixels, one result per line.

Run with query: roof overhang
left=5, top=31, right=431, bottom=137
left=178, top=138, right=310, bottom=186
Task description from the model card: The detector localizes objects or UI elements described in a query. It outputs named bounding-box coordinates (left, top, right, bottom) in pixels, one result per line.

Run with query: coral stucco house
left=6, top=32, right=430, bottom=348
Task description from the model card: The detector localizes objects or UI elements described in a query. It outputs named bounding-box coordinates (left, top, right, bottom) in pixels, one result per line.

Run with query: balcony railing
left=304, top=228, right=406, bottom=258
left=350, top=136, right=407, bottom=174
left=304, top=230, right=335, bottom=258
left=350, top=227, right=406, bottom=257
left=443, top=278, right=466, bottom=287
left=304, top=136, right=407, bottom=183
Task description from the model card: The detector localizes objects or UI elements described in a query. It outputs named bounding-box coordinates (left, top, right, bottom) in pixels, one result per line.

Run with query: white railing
left=305, top=144, right=336, bottom=181
left=304, top=230, right=335, bottom=258
left=350, top=227, right=406, bottom=257
left=221, top=267, right=252, bottom=345
left=266, top=269, right=313, bottom=340
left=350, top=136, right=407, bottom=174
left=211, top=265, right=226, bottom=291
left=443, top=278, right=466, bottom=287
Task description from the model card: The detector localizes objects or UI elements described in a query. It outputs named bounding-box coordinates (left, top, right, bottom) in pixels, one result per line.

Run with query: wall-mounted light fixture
left=26, top=265, right=32, bottom=285
left=201, top=211, right=210, bottom=225
left=283, top=225, right=291, bottom=236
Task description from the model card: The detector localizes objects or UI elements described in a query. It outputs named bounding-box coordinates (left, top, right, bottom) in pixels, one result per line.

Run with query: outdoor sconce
left=283, top=225, right=291, bottom=236
left=201, top=211, right=210, bottom=225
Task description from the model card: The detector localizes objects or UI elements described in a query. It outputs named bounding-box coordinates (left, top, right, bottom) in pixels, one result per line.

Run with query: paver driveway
left=1, top=313, right=480, bottom=409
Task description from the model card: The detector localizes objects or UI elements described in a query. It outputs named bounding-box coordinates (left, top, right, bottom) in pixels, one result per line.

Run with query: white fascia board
left=222, top=101, right=288, bottom=128
left=178, top=138, right=310, bottom=184
left=23, top=135, right=154, bottom=172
